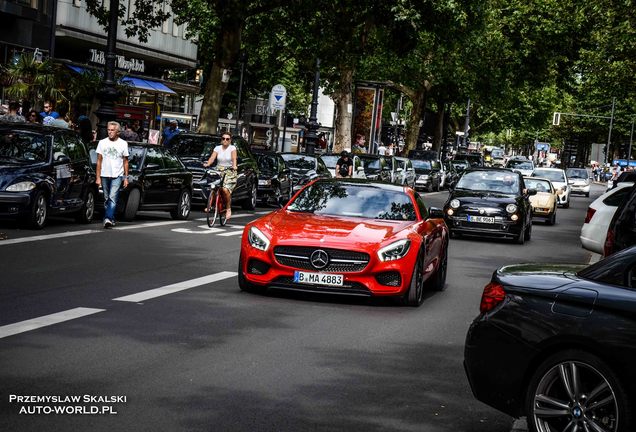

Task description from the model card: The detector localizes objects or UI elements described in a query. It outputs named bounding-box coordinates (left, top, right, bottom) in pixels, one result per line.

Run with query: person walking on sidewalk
left=96, top=122, right=129, bottom=228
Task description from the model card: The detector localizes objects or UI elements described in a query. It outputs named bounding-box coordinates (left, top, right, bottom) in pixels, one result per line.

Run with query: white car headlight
left=248, top=226, right=270, bottom=251
left=258, top=179, right=271, bottom=186
left=418, top=175, right=429, bottom=180
left=6, top=181, right=36, bottom=192
left=506, top=204, right=518, bottom=214
left=450, top=199, right=460, bottom=209
left=377, top=239, right=411, bottom=262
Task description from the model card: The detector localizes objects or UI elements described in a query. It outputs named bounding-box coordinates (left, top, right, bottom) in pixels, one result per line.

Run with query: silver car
left=394, top=157, right=416, bottom=187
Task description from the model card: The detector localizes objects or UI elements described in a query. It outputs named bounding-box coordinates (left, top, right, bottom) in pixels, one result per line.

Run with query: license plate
left=293, top=271, right=343, bottom=286
left=467, top=215, right=495, bottom=224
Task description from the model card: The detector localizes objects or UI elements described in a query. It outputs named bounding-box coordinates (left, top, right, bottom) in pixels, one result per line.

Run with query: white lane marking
left=0, top=230, right=101, bottom=246
left=218, top=231, right=243, bottom=237
left=0, top=307, right=105, bottom=339
left=113, top=271, right=238, bottom=303
left=114, top=220, right=188, bottom=230
left=171, top=226, right=225, bottom=234
left=193, top=211, right=270, bottom=222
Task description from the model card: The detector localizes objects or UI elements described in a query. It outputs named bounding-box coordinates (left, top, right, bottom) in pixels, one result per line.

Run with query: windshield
left=257, top=154, right=278, bottom=171
left=524, top=178, right=552, bottom=192
left=281, top=154, right=316, bottom=170
left=412, top=159, right=440, bottom=172
left=533, top=169, right=566, bottom=182
left=452, top=160, right=469, bottom=169
left=172, top=136, right=219, bottom=159
left=507, top=160, right=534, bottom=170
left=491, top=149, right=504, bottom=158
left=359, top=156, right=383, bottom=173
left=455, top=170, right=520, bottom=194
left=566, top=168, right=588, bottom=179
left=288, top=182, right=416, bottom=220
left=320, top=155, right=338, bottom=169
left=0, top=131, right=50, bottom=163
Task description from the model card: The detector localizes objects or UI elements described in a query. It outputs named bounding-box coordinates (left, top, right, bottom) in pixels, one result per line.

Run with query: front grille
left=274, top=246, right=369, bottom=272
left=375, top=271, right=402, bottom=286
left=271, top=276, right=371, bottom=296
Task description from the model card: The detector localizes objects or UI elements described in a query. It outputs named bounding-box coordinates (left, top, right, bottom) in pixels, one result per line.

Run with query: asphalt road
left=0, top=185, right=601, bottom=432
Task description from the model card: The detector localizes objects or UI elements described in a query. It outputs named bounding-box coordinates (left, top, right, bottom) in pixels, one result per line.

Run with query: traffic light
left=194, top=69, right=203, bottom=83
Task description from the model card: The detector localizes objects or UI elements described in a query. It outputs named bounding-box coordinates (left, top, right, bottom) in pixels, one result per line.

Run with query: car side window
left=52, top=135, right=69, bottom=161
left=318, top=158, right=328, bottom=173
left=63, top=134, right=88, bottom=161
left=234, top=140, right=250, bottom=160
left=144, top=147, right=165, bottom=168
left=162, top=150, right=182, bottom=169
left=603, top=187, right=631, bottom=207
left=414, top=193, right=428, bottom=219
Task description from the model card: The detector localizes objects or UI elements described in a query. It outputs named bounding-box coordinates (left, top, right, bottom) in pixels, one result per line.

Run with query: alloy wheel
left=35, top=194, right=47, bottom=227
left=180, top=191, right=191, bottom=218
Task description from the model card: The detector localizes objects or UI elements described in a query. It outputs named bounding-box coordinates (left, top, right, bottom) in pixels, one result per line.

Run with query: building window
left=162, top=2, right=169, bottom=34
left=172, top=22, right=179, bottom=37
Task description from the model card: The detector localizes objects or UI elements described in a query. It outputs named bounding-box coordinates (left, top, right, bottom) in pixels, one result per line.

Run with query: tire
left=525, top=350, right=634, bottom=432
left=75, top=188, right=95, bottom=224
left=563, top=198, right=570, bottom=209
left=238, top=253, right=262, bottom=293
left=403, top=249, right=425, bottom=306
left=218, top=191, right=227, bottom=226
left=525, top=221, right=532, bottom=241
left=241, top=181, right=257, bottom=210
left=425, top=245, right=447, bottom=292
left=170, top=189, right=191, bottom=220
left=516, top=225, right=525, bottom=244
left=585, top=192, right=590, bottom=197
left=122, top=188, right=140, bottom=221
left=547, top=211, right=556, bottom=226
left=28, top=190, right=47, bottom=229
left=206, top=188, right=217, bottom=227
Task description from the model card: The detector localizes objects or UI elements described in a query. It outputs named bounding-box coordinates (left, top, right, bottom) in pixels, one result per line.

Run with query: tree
left=1, top=53, right=63, bottom=111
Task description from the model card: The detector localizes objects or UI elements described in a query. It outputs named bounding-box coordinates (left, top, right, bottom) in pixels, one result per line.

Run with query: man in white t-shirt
left=96, top=121, right=129, bottom=228
left=377, top=142, right=387, bottom=155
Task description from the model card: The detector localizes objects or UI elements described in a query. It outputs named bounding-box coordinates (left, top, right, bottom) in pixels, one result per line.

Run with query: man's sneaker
left=103, top=219, right=113, bottom=229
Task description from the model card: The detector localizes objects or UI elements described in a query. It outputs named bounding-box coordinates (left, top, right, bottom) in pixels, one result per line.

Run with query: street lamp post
left=234, top=51, right=247, bottom=136
left=94, top=0, right=120, bottom=140
left=304, top=58, right=320, bottom=155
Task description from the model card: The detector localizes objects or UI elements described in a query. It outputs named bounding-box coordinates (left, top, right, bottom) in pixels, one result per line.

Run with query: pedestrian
left=0, top=101, right=26, bottom=122
left=335, top=151, right=353, bottom=178
left=132, top=120, right=146, bottom=142
left=49, top=104, right=70, bottom=128
left=77, top=115, right=94, bottom=144
left=377, top=141, right=387, bottom=155
left=352, top=134, right=366, bottom=154
left=120, top=122, right=139, bottom=141
left=162, top=119, right=180, bottom=147
left=203, top=132, right=237, bottom=221
left=40, top=101, right=60, bottom=119
left=317, top=133, right=327, bottom=151
left=95, top=121, right=129, bottom=229
left=387, top=143, right=395, bottom=156
left=26, top=110, right=41, bottom=123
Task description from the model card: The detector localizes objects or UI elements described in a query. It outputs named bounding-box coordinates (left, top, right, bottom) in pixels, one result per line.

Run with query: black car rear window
left=0, top=131, right=49, bottom=163
left=288, top=182, right=416, bottom=221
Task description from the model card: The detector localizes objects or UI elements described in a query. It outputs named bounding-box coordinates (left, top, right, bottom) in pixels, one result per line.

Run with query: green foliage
left=1, top=53, right=64, bottom=109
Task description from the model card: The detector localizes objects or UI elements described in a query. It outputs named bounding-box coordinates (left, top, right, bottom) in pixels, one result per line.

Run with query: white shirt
left=214, top=144, right=236, bottom=168
left=97, top=137, right=129, bottom=178
left=377, top=145, right=387, bottom=155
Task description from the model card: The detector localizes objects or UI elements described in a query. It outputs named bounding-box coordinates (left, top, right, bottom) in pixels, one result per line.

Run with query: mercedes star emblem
left=310, top=249, right=329, bottom=269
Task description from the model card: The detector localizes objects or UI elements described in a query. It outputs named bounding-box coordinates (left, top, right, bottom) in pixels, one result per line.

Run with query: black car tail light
left=603, top=228, right=615, bottom=257
left=584, top=207, right=596, bottom=224
left=480, top=282, right=505, bottom=314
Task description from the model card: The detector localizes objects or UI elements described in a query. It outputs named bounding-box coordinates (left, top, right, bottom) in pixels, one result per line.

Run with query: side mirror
left=527, top=188, right=537, bottom=196
left=144, top=163, right=161, bottom=171
left=356, top=166, right=365, bottom=172
left=429, top=207, right=444, bottom=219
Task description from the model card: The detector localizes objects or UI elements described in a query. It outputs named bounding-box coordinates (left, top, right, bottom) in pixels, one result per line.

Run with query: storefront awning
left=121, top=77, right=176, bottom=94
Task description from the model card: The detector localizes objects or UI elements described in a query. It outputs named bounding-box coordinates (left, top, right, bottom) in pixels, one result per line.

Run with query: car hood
left=496, top=263, right=586, bottom=290
left=450, top=189, right=517, bottom=204
left=529, top=192, right=555, bottom=207
left=258, top=168, right=276, bottom=179
left=0, top=162, right=50, bottom=190
left=257, top=211, right=412, bottom=247
left=414, top=169, right=437, bottom=175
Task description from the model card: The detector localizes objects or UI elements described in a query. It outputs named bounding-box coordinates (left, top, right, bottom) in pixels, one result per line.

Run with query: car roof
left=533, top=167, right=564, bottom=172
left=524, top=176, right=553, bottom=183
left=465, top=167, right=515, bottom=173
left=0, top=122, right=73, bottom=133
left=314, top=178, right=409, bottom=192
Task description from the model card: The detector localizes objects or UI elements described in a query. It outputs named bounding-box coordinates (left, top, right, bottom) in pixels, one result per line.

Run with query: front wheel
left=547, top=211, right=556, bottom=225
left=76, top=189, right=95, bottom=224
left=403, top=250, right=424, bottom=306
left=170, top=189, right=191, bottom=220
left=425, top=246, right=447, bottom=292
left=525, top=350, right=634, bottom=432
left=241, top=181, right=257, bottom=210
left=206, top=188, right=218, bottom=227
left=28, top=190, right=47, bottom=229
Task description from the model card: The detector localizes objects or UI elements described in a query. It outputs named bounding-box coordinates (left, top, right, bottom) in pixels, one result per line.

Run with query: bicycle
left=204, top=169, right=229, bottom=227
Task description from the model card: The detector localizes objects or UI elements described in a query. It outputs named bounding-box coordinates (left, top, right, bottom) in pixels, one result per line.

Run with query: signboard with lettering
left=89, top=49, right=145, bottom=73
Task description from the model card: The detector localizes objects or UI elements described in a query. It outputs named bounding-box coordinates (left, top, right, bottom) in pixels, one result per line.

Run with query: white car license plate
left=467, top=215, right=495, bottom=224
left=293, top=271, right=343, bottom=286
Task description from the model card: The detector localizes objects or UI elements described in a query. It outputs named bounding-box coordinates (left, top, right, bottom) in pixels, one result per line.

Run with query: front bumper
left=445, top=213, right=523, bottom=238
left=240, top=240, right=419, bottom=297
left=569, top=183, right=590, bottom=194
left=0, top=191, right=32, bottom=217
left=530, top=204, right=554, bottom=217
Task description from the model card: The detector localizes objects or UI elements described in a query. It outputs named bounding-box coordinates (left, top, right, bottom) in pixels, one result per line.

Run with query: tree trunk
left=404, top=89, right=426, bottom=154
left=432, top=100, right=445, bottom=153
left=332, top=67, right=354, bottom=153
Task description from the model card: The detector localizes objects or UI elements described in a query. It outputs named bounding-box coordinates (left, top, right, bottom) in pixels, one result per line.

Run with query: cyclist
left=203, top=132, right=238, bottom=221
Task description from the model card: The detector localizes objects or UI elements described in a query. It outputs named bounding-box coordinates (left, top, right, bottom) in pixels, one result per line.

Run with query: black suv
left=168, top=133, right=259, bottom=210
left=0, top=122, right=97, bottom=228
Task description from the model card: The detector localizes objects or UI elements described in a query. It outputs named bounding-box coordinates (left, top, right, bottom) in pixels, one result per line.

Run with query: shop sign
left=89, top=49, right=145, bottom=73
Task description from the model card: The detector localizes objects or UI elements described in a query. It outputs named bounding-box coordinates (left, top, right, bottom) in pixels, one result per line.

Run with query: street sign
left=269, top=84, right=287, bottom=111
left=552, top=112, right=560, bottom=126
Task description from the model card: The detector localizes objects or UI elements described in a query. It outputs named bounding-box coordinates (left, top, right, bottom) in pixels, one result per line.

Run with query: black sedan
left=280, top=153, right=332, bottom=192
left=89, top=143, right=192, bottom=221
left=443, top=168, right=535, bottom=243
left=464, top=245, right=636, bottom=432
left=254, top=151, right=293, bottom=206
left=0, top=123, right=97, bottom=228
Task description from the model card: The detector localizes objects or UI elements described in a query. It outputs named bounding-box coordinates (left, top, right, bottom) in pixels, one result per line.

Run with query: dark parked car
left=451, top=159, right=470, bottom=173
left=464, top=245, right=636, bottom=431
left=443, top=168, right=535, bottom=243
left=604, top=183, right=636, bottom=256
left=358, top=154, right=392, bottom=182
left=442, top=160, right=460, bottom=188
left=412, top=159, right=443, bottom=192
left=167, top=133, right=259, bottom=210
left=280, top=153, right=332, bottom=192
left=89, top=142, right=192, bottom=221
left=454, top=152, right=484, bottom=168
left=0, top=123, right=97, bottom=229
left=254, top=151, right=293, bottom=206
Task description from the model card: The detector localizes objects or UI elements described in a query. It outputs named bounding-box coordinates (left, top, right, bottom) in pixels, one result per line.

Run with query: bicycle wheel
left=207, top=188, right=218, bottom=227
left=217, top=191, right=227, bottom=226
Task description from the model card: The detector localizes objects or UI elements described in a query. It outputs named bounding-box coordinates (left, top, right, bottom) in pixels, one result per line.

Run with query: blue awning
left=67, top=65, right=85, bottom=74
left=121, top=77, right=176, bottom=95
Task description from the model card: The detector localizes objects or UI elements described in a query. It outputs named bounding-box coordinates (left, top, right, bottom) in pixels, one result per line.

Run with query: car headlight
left=377, top=239, right=411, bottom=262
left=506, top=204, right=518, bottom=213
left=450, top=199, right=460, bottom=209
left=418, top=175, right=429, bottom=181
left=6, top=181, right=36, bottom=192
left=248, top=226, right=270, bottom=251
left=258, top=179, right=271, bottom=186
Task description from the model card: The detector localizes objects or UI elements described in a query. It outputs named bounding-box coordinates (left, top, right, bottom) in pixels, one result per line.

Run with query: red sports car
left=239, top=179, right=449, bottom=306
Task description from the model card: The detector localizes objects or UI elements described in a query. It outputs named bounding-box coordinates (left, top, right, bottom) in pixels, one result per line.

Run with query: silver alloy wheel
left=179, top=191, right=191, bottom=217
left=531, top=361, right=618, bottom=432
left=35, top=194, right=47, bottom=227
left=85, top=191, right=95, bottom=220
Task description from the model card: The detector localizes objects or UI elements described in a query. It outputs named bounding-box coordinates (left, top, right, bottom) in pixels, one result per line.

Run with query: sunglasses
left=222, top=137, right=231, bottom=141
